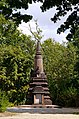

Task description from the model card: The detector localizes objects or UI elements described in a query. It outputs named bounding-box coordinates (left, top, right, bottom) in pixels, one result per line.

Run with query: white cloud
left=19, top=2, right=69, bottom=43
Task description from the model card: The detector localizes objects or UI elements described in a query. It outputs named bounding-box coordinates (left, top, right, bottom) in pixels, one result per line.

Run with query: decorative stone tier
left=28, top=76, right=52, bottom=105
left=30, top=82, right=48, bottom=85
left=28, top=40, right=52, bottom=105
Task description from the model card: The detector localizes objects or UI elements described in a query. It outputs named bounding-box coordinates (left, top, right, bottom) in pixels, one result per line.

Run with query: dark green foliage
left=50, top=78, right=79, bottom=107
left=0, top=43, right=35, bottom=104
left=0, top=45, right=30, bottom=104
left=0, top=15, right=35, bottom=104
left=0, top=0, right=32, bottom=25
left=42, top=39, right=79, bottom=107
left=0, top=14, right=79, bottom=107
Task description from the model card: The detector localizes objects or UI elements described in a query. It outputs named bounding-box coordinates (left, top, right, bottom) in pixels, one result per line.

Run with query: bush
left=0, top=90, right=10, bottom=112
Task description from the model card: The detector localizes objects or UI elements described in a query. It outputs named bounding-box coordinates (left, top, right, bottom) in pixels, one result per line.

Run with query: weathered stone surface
left=28, top=40, right=52, bottom=105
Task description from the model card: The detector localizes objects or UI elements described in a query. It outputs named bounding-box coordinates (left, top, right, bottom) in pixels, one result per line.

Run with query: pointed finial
left=36, top=40, right=41, bottom=54
left=34, top=40, right=43, bottom=75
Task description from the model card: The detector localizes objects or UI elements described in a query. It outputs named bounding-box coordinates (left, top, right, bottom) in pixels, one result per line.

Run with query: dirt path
left=0, top=113, right=79, bottom=119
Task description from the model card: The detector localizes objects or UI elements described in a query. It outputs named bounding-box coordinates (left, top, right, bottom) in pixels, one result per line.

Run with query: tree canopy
left=42, top=39, right=79, bottom=107
left=0, top=0, right=32, bottom=25
left=0, top=0, right=79, bottom=40
left=0, top=14, right=35, bottom=104
left=36, top=0, right=79, bottom=41
left=0, top=14, right=79, bottom=107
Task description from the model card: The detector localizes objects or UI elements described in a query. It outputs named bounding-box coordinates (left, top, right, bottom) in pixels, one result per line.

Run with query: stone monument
left=28, top=40, right=52, bottom=105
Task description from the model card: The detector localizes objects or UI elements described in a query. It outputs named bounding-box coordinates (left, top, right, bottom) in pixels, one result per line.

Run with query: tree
left=42, top=38, right=79, bottom=107
left=71, top=29, right=79, bottom=107
left=0, top=0, right=79, bottom=40
left=42, top=39, right=76, bottom=81
left=0, top=15, right=35, bottom=104
left=0, top=45, right=33, bottom=104
left=29, top=20, right=43, bottom=41
left=40, top=0, right=79, bottom=41
left=0, top=0, right=32, bottom=25
left=0, top=14, right=17, bottom=44
left=72, top=28, right=79, bottom=48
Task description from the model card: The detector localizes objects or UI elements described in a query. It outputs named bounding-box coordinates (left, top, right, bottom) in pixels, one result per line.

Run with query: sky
left=19, top=2, right=69, bottom=43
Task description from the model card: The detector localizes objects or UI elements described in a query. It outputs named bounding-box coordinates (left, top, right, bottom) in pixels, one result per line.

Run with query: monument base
left=7, top=105, right=79, bottom=114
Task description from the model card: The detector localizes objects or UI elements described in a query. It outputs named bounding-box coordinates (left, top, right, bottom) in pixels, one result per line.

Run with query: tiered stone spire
left=34, top=40, right=43, bottom=73
left=28, top=40, right=52, bottom=105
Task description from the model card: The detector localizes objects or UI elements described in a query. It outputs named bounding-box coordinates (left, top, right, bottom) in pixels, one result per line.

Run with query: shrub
left=0, top=90, right=10, bottom=112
